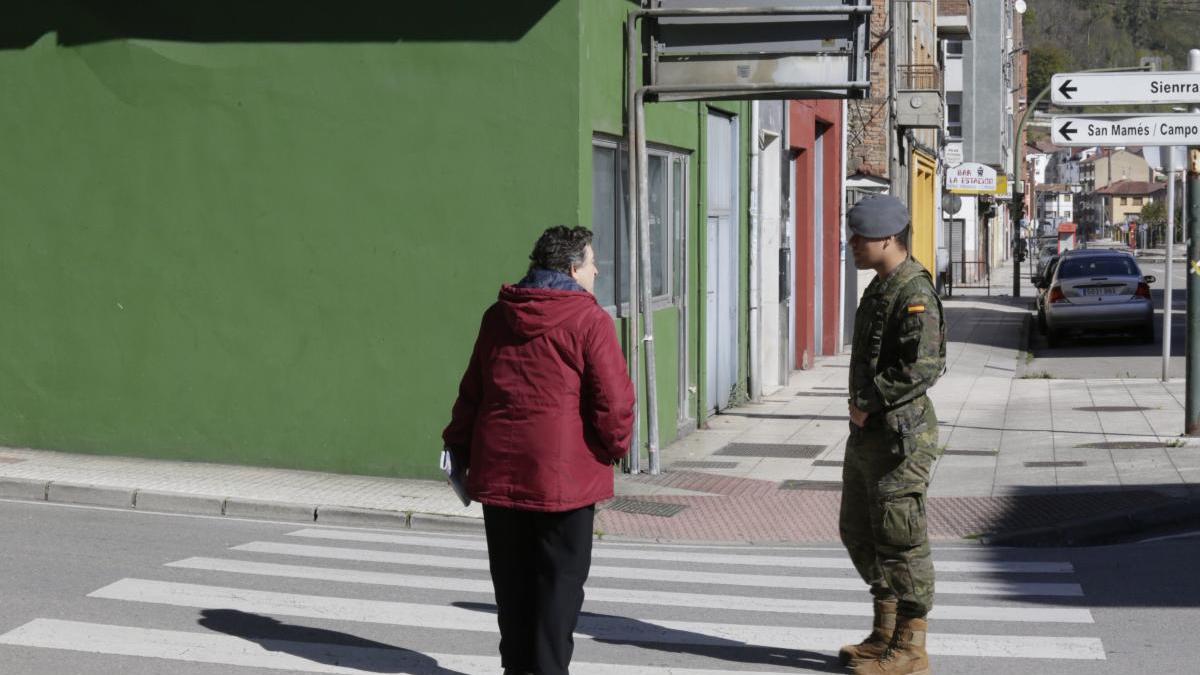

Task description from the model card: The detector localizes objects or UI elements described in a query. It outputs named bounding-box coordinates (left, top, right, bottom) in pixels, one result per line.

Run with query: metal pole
left=1187, top=49, right=1200, bottom=434
left=635, top=90, right=662, bottom=475
left=1164, top=147, right=1176, bottom=382
left=624, top=15, right=641, bottom=472
left=887, top=0, right=900, bottom=198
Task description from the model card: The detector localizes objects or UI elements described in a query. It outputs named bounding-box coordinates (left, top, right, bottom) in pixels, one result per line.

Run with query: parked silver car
left=1040, top=249, right=1155, bottom=347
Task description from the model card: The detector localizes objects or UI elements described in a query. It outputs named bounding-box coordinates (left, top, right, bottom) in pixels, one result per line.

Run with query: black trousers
left=483, top=503, right=595, bottom=675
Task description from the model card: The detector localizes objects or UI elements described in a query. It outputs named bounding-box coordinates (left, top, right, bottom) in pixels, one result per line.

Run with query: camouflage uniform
left=842, top=257, right=946, bottom=619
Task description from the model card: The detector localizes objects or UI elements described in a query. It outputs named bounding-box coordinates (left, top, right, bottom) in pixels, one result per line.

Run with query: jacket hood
left=498, top=284, right=597, bottom=339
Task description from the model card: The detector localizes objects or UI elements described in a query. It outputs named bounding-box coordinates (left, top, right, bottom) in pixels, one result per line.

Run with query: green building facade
left=0, top=1, right=750, bottom=480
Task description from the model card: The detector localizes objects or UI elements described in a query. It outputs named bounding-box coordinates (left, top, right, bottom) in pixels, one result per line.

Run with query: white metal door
left=706, top=112, right=739, bottom=412
left=759, top=136, right=784, bottom=388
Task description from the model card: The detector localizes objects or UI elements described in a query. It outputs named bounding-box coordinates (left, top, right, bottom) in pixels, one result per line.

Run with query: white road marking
left=286, top=528, right=1075, bottom=574
left=167, top=556, right=1094, bottom=624
left=85, top=579, right=1106, bottom=660
left=233, top=541, right=1085, bottom=597
left=0, top=619, right=795, bottom=675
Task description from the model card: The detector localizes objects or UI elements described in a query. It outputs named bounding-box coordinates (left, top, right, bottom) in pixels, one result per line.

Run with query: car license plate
left=1081, top=287, right=1118, bottom=296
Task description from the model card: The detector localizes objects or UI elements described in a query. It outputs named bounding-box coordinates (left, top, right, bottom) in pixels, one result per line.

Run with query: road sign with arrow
left=1051, top=71, right=1200, bottom=106
left=1051, top=113, right=1200, bottom=147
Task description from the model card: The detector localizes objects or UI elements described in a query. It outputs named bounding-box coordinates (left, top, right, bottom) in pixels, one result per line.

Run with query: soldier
left=837, top=195, right=946, bottom=675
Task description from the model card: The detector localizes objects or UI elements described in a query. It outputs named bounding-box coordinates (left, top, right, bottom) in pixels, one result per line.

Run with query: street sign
left=943, top=142, right=963, bottom=167
left=941, top=192, right=963, bottom=215
left=946, top=162, right=996, bottom=193
left=1050, top=113, right=1200, bottom=146
left=1051, top=71, right=1200, bottom=106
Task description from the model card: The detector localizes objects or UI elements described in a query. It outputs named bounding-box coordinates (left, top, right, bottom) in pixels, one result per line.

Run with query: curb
left=135, top=489, right=225, bottom=516
left=0, top=477, right=49, bottom=501
left=224, top=498, right=317, bottom=523
left=317, top=505, right=411, bottom=529
left=979, top=496, right=1200, bottom=547
left=411, top=512, right=486, bottom=533
left=0, top=480, right=484, bottom=533
left=47, top=482, right=135, bottom=509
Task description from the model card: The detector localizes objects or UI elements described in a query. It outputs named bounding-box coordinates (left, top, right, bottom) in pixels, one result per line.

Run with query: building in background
left=1078, top=148, right=1157, bottom=238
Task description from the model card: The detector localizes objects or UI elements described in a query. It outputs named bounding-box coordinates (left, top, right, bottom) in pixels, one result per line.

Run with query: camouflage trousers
left=839, top=401, right=941, bottom=618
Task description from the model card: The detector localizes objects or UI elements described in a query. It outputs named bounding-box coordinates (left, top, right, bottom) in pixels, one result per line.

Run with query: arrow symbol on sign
left=1058, top=79, right=1077, bottom=100
left=1058, top=121, right=1077, bottom=141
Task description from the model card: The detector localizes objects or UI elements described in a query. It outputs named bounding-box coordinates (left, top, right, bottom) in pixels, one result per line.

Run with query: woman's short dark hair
left=528, top=225, right=593, bottom=274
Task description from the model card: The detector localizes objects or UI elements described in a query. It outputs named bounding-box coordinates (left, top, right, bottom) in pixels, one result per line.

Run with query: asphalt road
left=2, top=498, right=1199, bottom=674
left=1024, top=255, right=1188, bottom=379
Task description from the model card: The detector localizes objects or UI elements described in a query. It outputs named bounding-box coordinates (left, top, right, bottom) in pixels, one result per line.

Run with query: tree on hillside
left=1029, top=45, right=1072, bottom=98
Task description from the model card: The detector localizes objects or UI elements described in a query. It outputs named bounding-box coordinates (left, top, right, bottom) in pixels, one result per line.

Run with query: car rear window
left=1057, top=256, right=1138, bottom=278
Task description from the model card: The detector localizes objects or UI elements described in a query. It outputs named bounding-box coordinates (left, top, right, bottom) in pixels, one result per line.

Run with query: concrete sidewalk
left=3, top=264, right=1198, bottom=544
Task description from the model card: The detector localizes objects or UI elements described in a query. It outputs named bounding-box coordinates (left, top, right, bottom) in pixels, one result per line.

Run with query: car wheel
left=1047, top=328, right=1061, bottom=348
left=1037, top=310, right=1047, bottom=335
left=1140, top=322, right=1155, bottom=344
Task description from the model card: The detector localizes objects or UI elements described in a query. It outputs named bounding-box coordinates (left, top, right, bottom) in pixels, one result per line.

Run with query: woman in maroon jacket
left=443, top=225, right=635, bottom=675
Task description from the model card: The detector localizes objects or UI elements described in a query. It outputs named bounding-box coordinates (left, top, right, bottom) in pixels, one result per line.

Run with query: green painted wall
left=0, top=5, right=581, bottom=479
left=0, top=1, right=751, bottom=478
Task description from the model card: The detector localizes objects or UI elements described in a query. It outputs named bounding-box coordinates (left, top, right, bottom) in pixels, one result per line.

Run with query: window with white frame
left=946, top=92, right=962, bottom=140
left=591, top=138, right=688, bottom=312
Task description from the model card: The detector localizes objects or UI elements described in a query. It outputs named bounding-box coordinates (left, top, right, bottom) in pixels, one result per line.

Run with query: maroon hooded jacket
left=443, top=284, right=635, bottom=512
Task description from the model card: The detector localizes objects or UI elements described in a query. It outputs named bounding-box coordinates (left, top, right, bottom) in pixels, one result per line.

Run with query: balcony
left=896, top=64, right=943, bottom=128
left=937, top=0, right=973, bottom=39
left=897, top=64, right=942, bottom=91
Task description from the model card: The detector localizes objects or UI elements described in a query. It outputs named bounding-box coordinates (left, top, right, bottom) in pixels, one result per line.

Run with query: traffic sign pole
left=1188, top=50, right=1200, bottom=435
left=1164, top=147, right=1175, bottom=383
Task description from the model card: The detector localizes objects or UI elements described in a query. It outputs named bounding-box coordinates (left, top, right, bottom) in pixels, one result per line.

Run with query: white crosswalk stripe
left=0, top=619, right=794, bottom=675
left=165, top=556, right=1095, bottom=624
left=284, top=527, right=1077, bottom=574
left=231, top=540, right=1087, bottom=597
left=0, top=526, right=1109, bottom=673
left=85, top=579, right=1105, bottom=660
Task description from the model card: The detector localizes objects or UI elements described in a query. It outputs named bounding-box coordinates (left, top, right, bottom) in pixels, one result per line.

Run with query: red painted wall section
left=820, top=113, right=842, bottom=356
left=789, top=100, right=844, bottom=369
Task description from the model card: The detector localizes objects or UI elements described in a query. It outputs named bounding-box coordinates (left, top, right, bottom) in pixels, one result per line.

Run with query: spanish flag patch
left=907, top=304, right=926, bottom=314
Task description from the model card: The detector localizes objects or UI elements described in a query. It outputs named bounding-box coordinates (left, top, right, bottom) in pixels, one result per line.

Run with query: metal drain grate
left=812, top=460, right=844, bottom=467
left=1076, top=441, right=1166, bottom=450
left=779, top=480, right=842, bottom=491
left=670, top=460, right=739, bottom=469
left=795, top=391, right=849, bottom=397
left=716, top=443, right=825, bottom=458
left=943, top=449, right=999, bottom=456
left=1074, top=406, right=1151, bottom=413
left=814, top=386, right=847, bottom=391
left=604, top=498, right=687, bottom=518
left=1024, top=461, right=1086, bottom=468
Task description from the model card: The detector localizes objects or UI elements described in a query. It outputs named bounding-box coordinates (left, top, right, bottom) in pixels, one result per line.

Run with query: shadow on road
left=452, top=601, right=845, bottom=673
left=197, top=609, right=468, bottom=674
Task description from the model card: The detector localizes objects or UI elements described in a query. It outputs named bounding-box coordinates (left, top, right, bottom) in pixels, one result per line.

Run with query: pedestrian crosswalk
left=0, top=523, right=1109, bottom=673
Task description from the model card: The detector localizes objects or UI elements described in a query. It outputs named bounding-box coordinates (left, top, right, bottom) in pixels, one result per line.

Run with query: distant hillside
left=1026, top=0, right=1200, bottom=99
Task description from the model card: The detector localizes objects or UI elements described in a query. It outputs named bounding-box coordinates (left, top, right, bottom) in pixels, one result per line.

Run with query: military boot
left=837, top=598, right=897, bottom=666
left=852, top=616, right=930, bottom=675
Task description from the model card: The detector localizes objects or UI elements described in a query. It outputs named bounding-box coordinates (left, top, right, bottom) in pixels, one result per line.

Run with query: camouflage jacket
left=849, top=258, right=946, bottom=426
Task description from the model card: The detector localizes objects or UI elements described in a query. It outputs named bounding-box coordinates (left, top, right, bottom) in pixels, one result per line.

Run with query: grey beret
left=847, top=195, right=910, bottom=238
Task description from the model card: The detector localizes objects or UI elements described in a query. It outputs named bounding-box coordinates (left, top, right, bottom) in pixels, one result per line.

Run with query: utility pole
left=888, top=0, right=901, bottom=200
left=1163, top=146, right=1176, bottom=383
left=1188, top=49, right=1200, bottom=434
